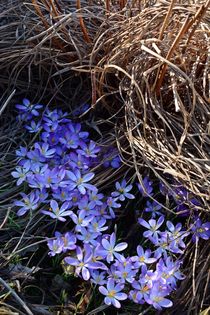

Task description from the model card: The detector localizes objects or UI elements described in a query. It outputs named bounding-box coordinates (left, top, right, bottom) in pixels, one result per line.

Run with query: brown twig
left=158, top=0, right=176, bottom=41
left=0, top=277, right=34, bottom=315
left=155, top=15, right=192, bottom=93
left=76, top=0, right=92, bottom=44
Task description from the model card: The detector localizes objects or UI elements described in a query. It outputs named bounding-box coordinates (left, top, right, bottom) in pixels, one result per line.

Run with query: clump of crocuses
left=12, top=99, right=210, bottom=311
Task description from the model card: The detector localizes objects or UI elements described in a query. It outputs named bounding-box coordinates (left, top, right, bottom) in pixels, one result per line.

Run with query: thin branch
left=0, top=277, right=34, bottom=315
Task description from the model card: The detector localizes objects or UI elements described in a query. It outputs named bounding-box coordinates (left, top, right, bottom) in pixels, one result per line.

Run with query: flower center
left=77, top=178, right=83, bottom=185
left=55, top=207, right=60, bottom=214
left=153, top=296, right=163, bottom=302
left=162, top=272, right=170, bottom=279
left=142, top=285, right=149, bottom=292
left=108, top=290, right=116, bottom=298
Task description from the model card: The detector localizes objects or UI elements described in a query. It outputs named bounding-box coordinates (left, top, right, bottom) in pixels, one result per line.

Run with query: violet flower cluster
left=12, top=99, right=210, bottom=312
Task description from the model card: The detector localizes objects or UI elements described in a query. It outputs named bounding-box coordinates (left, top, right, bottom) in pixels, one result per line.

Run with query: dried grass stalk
left=89, top=0, right=210, bottom=211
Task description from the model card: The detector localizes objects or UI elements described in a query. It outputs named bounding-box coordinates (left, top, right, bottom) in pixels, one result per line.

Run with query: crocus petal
left=99, top=286, right=108, bottom=296
left=107, top=278, right=115, bottom=291
left=102, top=239, right=111, bottom=250
left=60, top=202, right=70, bottom=212
left=64, top=257, right=79, bottom=265
left=166, top=221, right=174, bottom=231
left=138, top=218, right=150, bottom=229
left=114, top=242, right=128, bottom=252
left=66, top=171, right=77, bottom=182
left=78, top=185, right=86, bottom=195
left=82, top=267, right=90, bottom=280
left=76, top=246, right=83, bottom=261
left=159, top=298, right=173, bottom=308
left=157, top=216, right=165, bottom=227
left=137, top=245, right=144, bottom=256
left=104, top=297, right=112, bottom=306
left=115, top=293, right=127, bottom=300
left=112, top=298, right=121, bottom=308
left=110, top=232, right=116, bottom=247
left=50, top=200, right=58, bottom=211
left=17, top=208, right=28, bottom=216
left=61, top=211, right=73, bottom=217
left=83, top=172, right=95, bottom=182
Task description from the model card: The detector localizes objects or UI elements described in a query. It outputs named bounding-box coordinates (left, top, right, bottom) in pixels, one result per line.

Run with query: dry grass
left=89, top=0, right=210, bottom=212
left=0, top=0, right=210, bottom=314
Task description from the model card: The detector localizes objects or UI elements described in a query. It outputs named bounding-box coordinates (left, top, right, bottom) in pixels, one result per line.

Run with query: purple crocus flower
left=67, top=122, right=83, bottom=136
left=152, top=232, right=170, bottom=257
left=16, top=98, right=43, bottom=116
left=131, top=280, right=152, bottom=301
left=25, top=120, right=42, bottom=133
left=129, top=289, right=144, bottom=304
left=137, top=176, right=153, bottom=197
left=41, top=200, right=72, bottom=222
left=88, top=217, right=108, bottom=234
left=27, top=149, right=45, bottom=167
left=37, top=167, right=65, bottom=189
left=52, top=188, right=72, bottom=202
left=59, top=131, right=80, bottom=149
left=191, top=218, right=210, bottom=241
left=88, top=190, right=104, bottom=207
left=111, top=156, right=121, bottom=168
left=34, top=143, right=56, bottom=159
left=16, top=146, right=28, bottom=158
left=111, top=180, right=134, bottom=201
left=68, top=152, right=89, bottom=170
left=77, top=140, right=100, bottom=158
left=98, top=232, right=128, bottom=263
left=71, top=210, right=93, bottom=232
left=90, top=270, right=107, bottom=285
left=11, top=161, right=31, bottom=186
left=77, top=196, right=95, bottom=213
left=36, top=188, right=49, bottom=203
left=61, top=169, right=95, bottom=195
left=138, top=216, right=164, bottom=241
left=145, top=282, right=172, bottom=310
left=64, top=245, right=107, bottom=280
left=73, top=103, right=90, bottom=116
left=106, top=197, right=121, bottom=218
left=131, top=245, right=157, bottom=268
left=46, top=132, right=60, bottom=146
left=47, top=237, right=64, bottom=256
left=156, top=257, right=185, bottom=288
left=115, top=261, right=137, bottom=284
left=139, top=265, right=158, bottom=286
left=144, top=200, right=163, bottom=218
left=43, top=108, right=68, bottom=124
left=57, top=231, right=77, bottom=252
left=42, top=121, right=58, bottom=133
left=77, top=227, right=99, bottom=246
left=103, top=152, right=121, bottom=169
left=14, top=192, right=39, bottom=216
left=99, top=278, right=127, bottom=308
left=166, top=221, right=189, bottom=253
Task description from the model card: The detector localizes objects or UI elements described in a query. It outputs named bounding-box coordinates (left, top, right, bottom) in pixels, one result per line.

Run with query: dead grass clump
left=0, top=0, right=107, bottom=106
left=90, top=0, right=210, bottom=211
